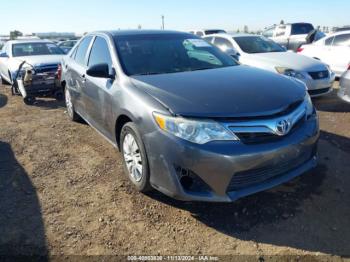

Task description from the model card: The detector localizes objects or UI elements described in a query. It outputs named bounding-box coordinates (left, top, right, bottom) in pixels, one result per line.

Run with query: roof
left=94, top=30, right=192, bottom=37
left=328, top=30, right=350, bottom=36
left=7, top=39, right=53, bottom=45
left=203, top=33, right=260, bottom=38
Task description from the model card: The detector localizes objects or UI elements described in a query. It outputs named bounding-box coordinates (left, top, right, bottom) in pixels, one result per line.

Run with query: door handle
left=81, top=74, right=86, bottom=83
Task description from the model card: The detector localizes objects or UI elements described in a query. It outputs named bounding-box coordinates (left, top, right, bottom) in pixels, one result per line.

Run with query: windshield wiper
left=132, top=72, right=161, bottom=76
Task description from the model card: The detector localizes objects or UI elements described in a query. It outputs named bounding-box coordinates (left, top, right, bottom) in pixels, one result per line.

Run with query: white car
left=298, top=31, right=350, bottom=77
left=205, top=34, right=335, bottom=97
left=189, top=29, right=226, bottom=38
left=0, top=39, right=65, bottom=85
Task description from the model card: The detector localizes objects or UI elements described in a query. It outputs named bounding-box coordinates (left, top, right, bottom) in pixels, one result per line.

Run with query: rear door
left=66, top=36, right=93, bottom=117
left=328, top=33, right=350, bottom=75
left=84, top=36, right=115, bottom=137
left=273, top=25, right=289, bottom=49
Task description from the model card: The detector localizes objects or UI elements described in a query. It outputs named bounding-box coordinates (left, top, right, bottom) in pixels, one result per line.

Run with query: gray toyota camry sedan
left=61, top=30, right=319, bottom=202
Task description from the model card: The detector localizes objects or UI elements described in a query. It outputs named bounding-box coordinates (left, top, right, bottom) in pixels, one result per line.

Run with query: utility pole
left=161, top=15, right=165, bottom=30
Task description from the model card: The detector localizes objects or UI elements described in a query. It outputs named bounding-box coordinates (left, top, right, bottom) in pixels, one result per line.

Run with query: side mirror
left=225, top=48, right=240, bottom=61
left=86, top=63, right=115, bottom=79
left=0, top=52, right=9, bottom=58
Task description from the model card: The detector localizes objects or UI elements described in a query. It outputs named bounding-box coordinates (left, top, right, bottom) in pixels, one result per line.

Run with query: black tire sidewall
left=120, top=122, right=151, bottom=192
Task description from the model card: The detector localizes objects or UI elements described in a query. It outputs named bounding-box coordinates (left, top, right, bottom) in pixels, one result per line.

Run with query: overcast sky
left=0, top=0, right=349, bottom=34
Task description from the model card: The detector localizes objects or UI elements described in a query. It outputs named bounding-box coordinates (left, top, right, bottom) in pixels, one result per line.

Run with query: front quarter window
left=74, top=36, right=93, bottom=66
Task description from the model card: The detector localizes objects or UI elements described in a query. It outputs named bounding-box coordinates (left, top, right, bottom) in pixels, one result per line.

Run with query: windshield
left=114, top=34, right=238, bottom=76
left=233, top=36, right=285, bottom=54
left=12, top=42, right=64, bottom=57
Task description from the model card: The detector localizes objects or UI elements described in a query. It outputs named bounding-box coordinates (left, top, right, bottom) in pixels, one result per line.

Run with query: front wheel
left=120, top=122, right=152, bottom=192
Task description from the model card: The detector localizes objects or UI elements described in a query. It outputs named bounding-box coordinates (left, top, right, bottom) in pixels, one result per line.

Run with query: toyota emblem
left=276, top=120, right=291, bottom=136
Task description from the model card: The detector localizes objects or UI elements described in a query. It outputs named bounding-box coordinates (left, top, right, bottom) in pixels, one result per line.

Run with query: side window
left=74, top=36, right=93, bottom=66
left=204, top=37, right=214, bottom=43
left=276, top=26, right=286, bottom=37
left=325, top=37, right=334, bottom=46
left=196, top=31, right=204, bottom=37
left=333, top=34, right=350, bottom=46
left=214, top=37, right=234, bottom=51
left=88, top=36, right=113, bottom=68
left=263, top=28, right=274, bottom=38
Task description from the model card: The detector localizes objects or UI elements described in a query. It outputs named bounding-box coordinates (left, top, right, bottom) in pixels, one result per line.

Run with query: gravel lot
left=0, top=82, right=349, bottom=259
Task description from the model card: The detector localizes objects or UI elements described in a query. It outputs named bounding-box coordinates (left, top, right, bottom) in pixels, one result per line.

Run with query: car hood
left=241, top=52, right=327, bottom=72
left=130, top=66, right=306, bottom=118
left=8, top=55, right=64, bottom=71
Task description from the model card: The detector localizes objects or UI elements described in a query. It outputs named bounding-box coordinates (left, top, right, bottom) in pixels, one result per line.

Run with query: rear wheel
left=65, top=88, right=80, bottom=121
left=120, top=122, right=152, bottom=192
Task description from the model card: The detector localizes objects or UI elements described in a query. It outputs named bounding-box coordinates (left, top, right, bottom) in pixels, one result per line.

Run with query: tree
left=10, top=30, right=23, bottom=40
left=236, top=29, right=240, bottom=33
left=280, top=20, right=285, bottom=25
left=243, top=25, right=249, bottom=33
left=138, top=24, right=142, bottom=29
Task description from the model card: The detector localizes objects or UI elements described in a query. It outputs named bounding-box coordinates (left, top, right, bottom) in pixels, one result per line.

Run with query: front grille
left=227, top=151, right=311, bottom=191
left=308, top=87, right=331, bottom=96
left=308, top=70, right=329, bottom=80
left=234, top=116, right=305, bottom=144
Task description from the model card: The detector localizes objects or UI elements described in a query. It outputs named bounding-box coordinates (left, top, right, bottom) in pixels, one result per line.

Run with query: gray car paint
left=61, top=30, right=319, bottom=202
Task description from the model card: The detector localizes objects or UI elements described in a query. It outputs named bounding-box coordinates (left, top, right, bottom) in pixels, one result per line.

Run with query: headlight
left=153, top=113, right=239, bottom=144
left=304, top=93, right=314, bottom=116
left=276, top=67, right=305, bottom=79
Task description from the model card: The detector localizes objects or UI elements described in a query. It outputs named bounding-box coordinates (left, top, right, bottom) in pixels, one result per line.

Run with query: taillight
left=297, top=47, right=304, bottom=53
left=57, top=64, right=62, bottom=80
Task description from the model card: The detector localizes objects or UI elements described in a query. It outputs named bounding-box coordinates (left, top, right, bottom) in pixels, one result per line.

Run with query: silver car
left=338, top=65, right=350, bottom=103
left=205, top=34, right=335, bottom=97
left=61, top=30, right=319, bottom=203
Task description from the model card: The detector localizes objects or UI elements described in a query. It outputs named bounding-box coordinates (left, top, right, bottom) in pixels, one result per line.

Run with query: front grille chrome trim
left=224, top=101, right=307, bottom=137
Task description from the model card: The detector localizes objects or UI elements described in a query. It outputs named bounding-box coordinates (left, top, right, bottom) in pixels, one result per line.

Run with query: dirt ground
left=0, top=81, right=350, bottom=260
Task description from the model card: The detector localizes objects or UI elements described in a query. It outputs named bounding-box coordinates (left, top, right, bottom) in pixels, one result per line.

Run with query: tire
left=120, top=122, right=152, bottom=192
left=65, top=88, right=80, bottom=121
left=23, top=96, right=36, bottom=105
left=54, top=90, right=64, bottom=101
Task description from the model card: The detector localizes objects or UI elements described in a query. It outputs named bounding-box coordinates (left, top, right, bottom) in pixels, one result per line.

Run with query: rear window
left=204, top=30, right=227, bottom=35
left=291, top=23, right=314, bottom=35
left=12, top=42, right=64, bottom=57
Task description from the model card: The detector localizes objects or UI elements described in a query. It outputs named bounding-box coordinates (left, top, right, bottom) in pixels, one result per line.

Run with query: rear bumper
left=144, top=115, right=319, bottom=202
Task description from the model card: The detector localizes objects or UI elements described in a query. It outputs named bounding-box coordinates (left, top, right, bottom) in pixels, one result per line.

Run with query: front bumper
left=301, top=72, right=335, bottom=97
left=144, top=115, right=319, bottom=202
left=338, top=75, right=350, bottom=103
